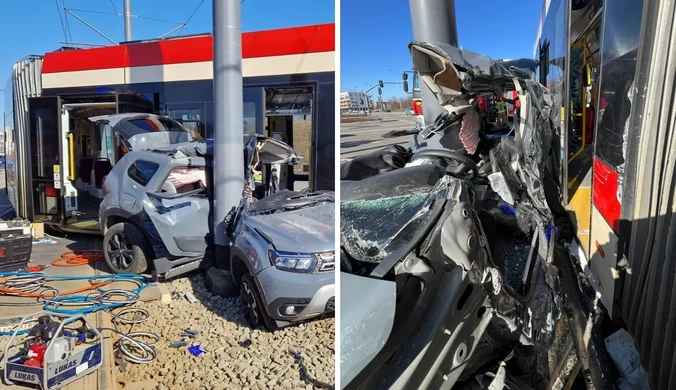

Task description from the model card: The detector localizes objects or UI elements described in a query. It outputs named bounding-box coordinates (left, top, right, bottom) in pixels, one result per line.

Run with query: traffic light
left=378, top=80, right=384, bottom=88
left=378, top=88, right=382, bottom=95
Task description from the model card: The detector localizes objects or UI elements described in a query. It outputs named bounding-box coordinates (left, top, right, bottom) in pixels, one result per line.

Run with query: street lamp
left=363, top=83, right=373, bottom=116
left=388, top=70, right=404, bottom=112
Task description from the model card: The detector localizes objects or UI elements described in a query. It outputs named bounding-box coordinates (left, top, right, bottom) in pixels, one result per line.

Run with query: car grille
left=326, top=297, right=335, bottom=312
left=315, top=251, right=336, bottom=273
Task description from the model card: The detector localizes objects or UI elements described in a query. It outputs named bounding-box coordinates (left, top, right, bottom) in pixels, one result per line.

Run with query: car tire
left=240, top=273, right=279, bottom=331
left=103, top=222, right=150, bottom=274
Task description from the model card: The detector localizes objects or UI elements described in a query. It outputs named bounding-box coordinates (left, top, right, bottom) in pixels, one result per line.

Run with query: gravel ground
left=119, top=273, right=335, bottom=390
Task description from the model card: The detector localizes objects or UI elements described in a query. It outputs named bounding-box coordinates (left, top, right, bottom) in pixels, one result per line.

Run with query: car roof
left=88, top=113, right=165, bottom=127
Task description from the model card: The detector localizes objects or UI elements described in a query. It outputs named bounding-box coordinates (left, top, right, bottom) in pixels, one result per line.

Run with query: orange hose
left=0, top=250, right=111, bottom=299
left=0, top=281, right=112, bottom=299
left=51, top=250, right=105, bottom=267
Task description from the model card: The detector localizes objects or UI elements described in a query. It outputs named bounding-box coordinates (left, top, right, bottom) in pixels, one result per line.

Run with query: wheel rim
left=242, top=282, right=260, bottom=324
left=107, top=232, right=134, bottom=270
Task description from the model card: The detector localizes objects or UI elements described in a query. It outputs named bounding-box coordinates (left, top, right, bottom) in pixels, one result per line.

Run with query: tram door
left=27, top=96, right=63, bottom=222
left=266, top=116, right=311, bottom=191
left=265, top=86, right=314, bottom=191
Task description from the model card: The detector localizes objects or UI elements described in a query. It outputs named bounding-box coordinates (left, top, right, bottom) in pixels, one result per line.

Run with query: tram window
left=166, top=107, right=204, bottom=139
left=293, top=115, right=312, bottom=175
left=538, top=41, right=549, bottom=86
left=128, top=160, right=160, bottom=187
left=244, top=102, right=257, bottom=135
left=594, top=0, right=644, bottom=170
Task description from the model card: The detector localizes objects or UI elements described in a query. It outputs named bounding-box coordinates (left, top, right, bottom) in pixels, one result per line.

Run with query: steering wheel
left=410, top=148, right=480, bottom=179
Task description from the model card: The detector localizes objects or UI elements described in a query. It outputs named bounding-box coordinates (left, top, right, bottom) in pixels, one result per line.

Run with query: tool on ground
left=170, top=341, right=189, bottom=348
left=3, top=311, right=103, bottom=390
left=184, top=292, right=198, bottom=304
left=288, top=347, right=334, bottom=390
left=23, top=264, right=50, bottom=272
left=180, top=329, right=200, bottom=338
left=0, top=273, right=159, bottom=367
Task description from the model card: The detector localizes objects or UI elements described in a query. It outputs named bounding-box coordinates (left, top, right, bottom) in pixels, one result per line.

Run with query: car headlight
left=269, top=250, right=317, bottom=273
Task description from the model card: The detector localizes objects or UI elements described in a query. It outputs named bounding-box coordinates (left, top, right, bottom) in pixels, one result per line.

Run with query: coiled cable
left=0, top=272, right=158, bottom=363
left=98, top=305, right=158, bottom=364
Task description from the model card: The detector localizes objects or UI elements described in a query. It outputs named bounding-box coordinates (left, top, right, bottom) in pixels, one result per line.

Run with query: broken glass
left=341, top=177, right=449, bottom=263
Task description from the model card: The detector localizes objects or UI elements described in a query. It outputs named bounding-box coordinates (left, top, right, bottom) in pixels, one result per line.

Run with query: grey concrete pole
left=123, top=0, right=132, bottom=42
left=213, top=0, right=244, bottom=266
left=408, top=0, right=458, bottom=126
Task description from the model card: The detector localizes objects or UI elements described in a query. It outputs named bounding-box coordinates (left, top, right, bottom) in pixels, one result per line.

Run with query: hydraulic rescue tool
left=3, top=311, right=103, bottom=389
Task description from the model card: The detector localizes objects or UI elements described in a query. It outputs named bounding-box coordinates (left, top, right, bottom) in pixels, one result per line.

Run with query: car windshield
left=340, top=176, right=448, bottom=263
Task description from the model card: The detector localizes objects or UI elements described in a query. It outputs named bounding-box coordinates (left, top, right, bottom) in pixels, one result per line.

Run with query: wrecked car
left=99, top=134, right=306, bottom=272
left=340, top=42, right=566, bottom=389
left=100, top=133, right=335, bottom=330
left=227, top=189, right=336, bottom=330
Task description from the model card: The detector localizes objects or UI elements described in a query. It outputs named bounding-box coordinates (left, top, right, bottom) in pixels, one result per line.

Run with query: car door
left=141, top=161, right=210, bottom=257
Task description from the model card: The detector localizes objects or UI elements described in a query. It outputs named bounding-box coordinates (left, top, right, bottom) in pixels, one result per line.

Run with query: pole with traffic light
left=388, top=70, right=404, bottom=112
left=364, top=80, right=385, bottom=118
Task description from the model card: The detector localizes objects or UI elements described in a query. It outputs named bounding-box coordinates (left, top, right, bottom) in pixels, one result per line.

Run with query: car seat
left=89, top=158, right=112, bottom=199
left=93, top=159, right=112, bottom=189
left=77, top=157, right=94, bottom=191
left=162, top=181, right=177, bottom=194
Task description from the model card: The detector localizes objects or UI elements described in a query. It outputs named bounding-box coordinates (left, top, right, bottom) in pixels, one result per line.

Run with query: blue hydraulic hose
left=0, top=272, right=152, bottom=335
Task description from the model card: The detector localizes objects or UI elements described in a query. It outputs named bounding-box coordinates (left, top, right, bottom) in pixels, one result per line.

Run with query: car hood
left=246, top=202, right=335, bottom=253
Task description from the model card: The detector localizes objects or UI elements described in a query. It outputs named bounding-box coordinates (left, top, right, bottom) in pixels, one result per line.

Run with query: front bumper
left=255, top=266, right=335, bottom=323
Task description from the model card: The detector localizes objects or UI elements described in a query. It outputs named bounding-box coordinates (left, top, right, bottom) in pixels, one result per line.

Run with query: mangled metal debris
left=340, top=41, right=566, bottom=389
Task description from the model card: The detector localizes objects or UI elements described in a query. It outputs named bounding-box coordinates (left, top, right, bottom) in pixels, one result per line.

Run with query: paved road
left=340, top=112, right=417, bottom=161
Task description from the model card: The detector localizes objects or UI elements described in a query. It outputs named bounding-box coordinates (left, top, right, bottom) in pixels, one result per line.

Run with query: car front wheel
left=240, top=274, right=279, bottom=331
left=103, top=222, right=150, bottom=274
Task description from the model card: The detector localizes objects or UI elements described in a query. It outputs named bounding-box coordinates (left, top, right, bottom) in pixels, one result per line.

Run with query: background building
left=340, top=91, right=372, bottom=113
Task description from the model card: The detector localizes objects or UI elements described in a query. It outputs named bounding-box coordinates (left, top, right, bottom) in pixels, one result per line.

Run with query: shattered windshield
left=341, top=177, right=449, bottom=263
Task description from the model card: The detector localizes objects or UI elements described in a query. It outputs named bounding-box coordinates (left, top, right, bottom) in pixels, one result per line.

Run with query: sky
left=340, top=0, right=544, bottom=100
left=0, top=0, right=334, bottom=114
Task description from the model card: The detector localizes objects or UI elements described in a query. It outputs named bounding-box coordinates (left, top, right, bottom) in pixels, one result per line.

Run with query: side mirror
left=403, top=80, right=409, bottom=93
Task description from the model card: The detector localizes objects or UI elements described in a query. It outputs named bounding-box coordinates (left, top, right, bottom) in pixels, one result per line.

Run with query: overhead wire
left=53, top=0, right=68, bottom=42
left=69, top=7, right=188, bottom=26
left=136, top=15, right=185, bottom=25
left=61, top=0, right=73, bottom=42
left=53, top=2, right=210, bottom=44
left=178, top=0, right=205, bottom=36
left=64, top=8, right=118, bottom=17
left=109, top=0, right=124, bottom=33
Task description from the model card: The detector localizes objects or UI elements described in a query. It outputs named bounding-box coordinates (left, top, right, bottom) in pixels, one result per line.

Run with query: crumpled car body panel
left=340, top=41, right=564, bottom=390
